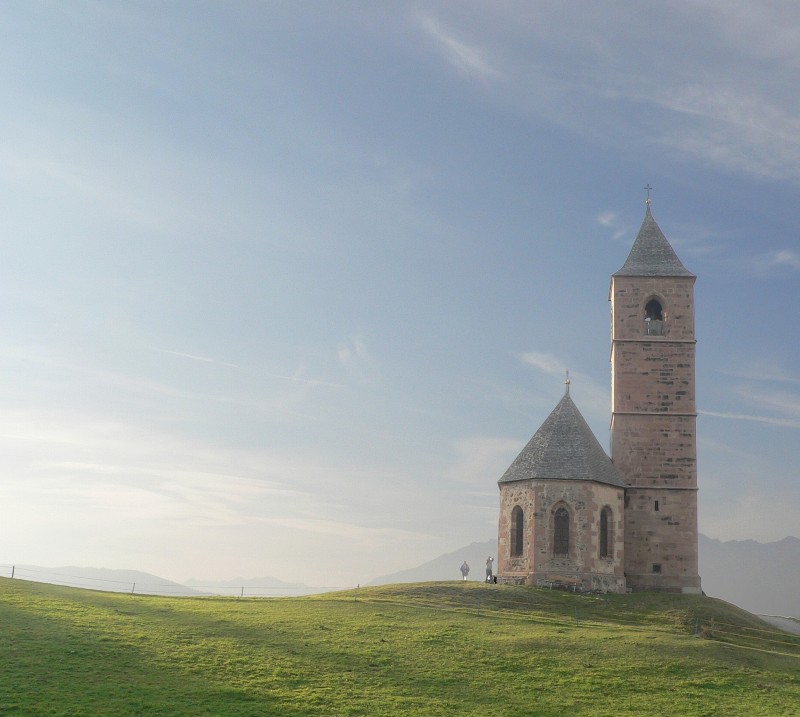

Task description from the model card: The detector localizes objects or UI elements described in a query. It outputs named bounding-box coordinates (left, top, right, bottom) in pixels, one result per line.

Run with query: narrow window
left=655, top=500, right=659, bottom=512
left=554, top=507, right=570, bottom=556
left=510, top=506, right=524, bottom=557
left=645, top=299, right=664, bottom=336
left=600, top=507, right=612, bottom=558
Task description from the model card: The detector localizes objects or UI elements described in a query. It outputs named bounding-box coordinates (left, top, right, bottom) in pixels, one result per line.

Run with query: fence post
left=131, top=582, right=136, bottom=594
left=11, top=565, right=14, bottom=579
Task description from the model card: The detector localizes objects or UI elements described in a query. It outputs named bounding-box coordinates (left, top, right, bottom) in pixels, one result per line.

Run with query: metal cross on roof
left=564, top=369, right=571, bottom=395
left=644, top=183, right=653, bottom=206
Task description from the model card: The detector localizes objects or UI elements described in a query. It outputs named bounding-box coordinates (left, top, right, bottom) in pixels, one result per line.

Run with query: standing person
left=485, top=557, right=494, bottom=583
left=460, top=561, right=470, bottom=581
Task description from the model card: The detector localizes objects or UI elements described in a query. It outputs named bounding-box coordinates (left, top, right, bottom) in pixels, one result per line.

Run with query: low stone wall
left=496, top=575, right=527, bottom=586
left=497, top=572, right=627, bottom=594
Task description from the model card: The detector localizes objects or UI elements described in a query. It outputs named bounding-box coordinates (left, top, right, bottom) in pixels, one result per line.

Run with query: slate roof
left=614, top=206, right=694, bottom=278
left=498, top=393, right=625, bottom=487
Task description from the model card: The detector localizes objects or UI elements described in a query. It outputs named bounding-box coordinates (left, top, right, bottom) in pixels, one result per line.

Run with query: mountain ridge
left=6, top=565, right=199, bottom=595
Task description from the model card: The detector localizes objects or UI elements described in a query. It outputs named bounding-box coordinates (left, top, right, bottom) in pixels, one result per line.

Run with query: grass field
left=1, top=577, right=799, bottom=716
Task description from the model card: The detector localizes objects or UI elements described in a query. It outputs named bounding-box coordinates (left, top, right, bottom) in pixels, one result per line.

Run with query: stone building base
left=498, top=572, right=626, bottom=594
left=625, top=573, right=702, bottom=593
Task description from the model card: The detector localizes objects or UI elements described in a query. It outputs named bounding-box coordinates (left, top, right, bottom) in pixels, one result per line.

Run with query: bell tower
left=610, top=199, right=702, bottom=593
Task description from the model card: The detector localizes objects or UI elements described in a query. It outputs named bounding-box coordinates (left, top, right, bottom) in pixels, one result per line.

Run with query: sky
left=1, top=1, right=799, bottom=587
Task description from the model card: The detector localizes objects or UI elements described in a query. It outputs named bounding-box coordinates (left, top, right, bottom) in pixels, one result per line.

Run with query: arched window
left=510, top=506, right=524, bottom=557
left=554, top=506, right=570, bottom=556
left=600, top=507, right=613, bottom=558
left=645, top=299, right=664, bottom=336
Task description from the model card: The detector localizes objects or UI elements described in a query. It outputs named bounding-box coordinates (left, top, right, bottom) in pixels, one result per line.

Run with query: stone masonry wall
left=531, top=481, right=624, bottom=579
left=612, top=414, right=696, bottom=488
left=623, top=487, right=699, bottom=586
left=610, top=273, right=700, bottom=592
left=611, top=342, right=695, bottom=415
left=498, top=479, right=626, bottom=593
left=497, top=481, right=533, bottom=578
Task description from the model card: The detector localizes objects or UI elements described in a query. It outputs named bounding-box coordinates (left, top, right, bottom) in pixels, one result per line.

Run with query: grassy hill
left=1, top=577, right=799, bottom=716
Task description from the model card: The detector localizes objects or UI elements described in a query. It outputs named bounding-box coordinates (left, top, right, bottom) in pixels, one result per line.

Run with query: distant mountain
left=369, top=540, right=497, bottom=585
left=2, top=565, right=338, bottom=598
left=9, top=565, right=200, bottom=596
left=699, top=534, right=800, bottom=617
left=368, top=535, right=800, bottom=618
left=184, top=576, right=317, bottom=597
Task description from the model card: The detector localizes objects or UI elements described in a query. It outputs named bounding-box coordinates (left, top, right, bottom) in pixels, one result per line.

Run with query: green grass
left=1, top=578, right=799, bottom=716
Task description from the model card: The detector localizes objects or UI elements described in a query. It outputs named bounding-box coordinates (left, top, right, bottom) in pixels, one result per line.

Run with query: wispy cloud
left=770, top=250, right=800, bottom=269
left=337, top=332, right=379, bottom=384
left=749, top=249, right=800, bottom=274
left=520, top=350, right=564, bottom=376
left=274, top=374, right=344, bottom=389
left=701, top=362, right=800, bottom=428
left=738, top=385, right=800, bottom=418
left=699, top=409, right=800, bottom=430
left=154, top=348, right=240, bottom=369
left=723, top=364, right=800, bottom=385
left=264, top=516, right=431, bottom=545
left=520, top=351, right=598, bottom=391
left=519, top=350, right=610, bottom=425
left=7, top=453, right=307, bottom=532
left=596, top=210, right=616, bottom=227
left=445, top=435, right=521, bottom=486
left=337, top=333, right=369, bottom=366
left=270, top=361, right=344, bottom=390
left=596, top=210, right=630, bottom=242
left=416, top=13, right=501, bottom=81
left=0, top=119, right=221, bottom=236
left=155, top=351, right=343, bottom=412
left=409, top=4, right=800, bottom=182
left=23, top=472, right=274, bottom=528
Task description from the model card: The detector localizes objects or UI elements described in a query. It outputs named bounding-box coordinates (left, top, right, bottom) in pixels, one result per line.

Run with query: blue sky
left=1, top=1, right=799, bottom=586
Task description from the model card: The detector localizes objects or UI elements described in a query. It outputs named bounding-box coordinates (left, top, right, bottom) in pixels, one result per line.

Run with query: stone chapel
left=496, top=201, right=702, bottom=594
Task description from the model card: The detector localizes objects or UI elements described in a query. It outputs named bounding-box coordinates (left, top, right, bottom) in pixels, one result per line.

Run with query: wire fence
left=700, top=618, right=800, bottom=657
left=314, top=591, right=800, bottom=659
left=0, top=563, right=352, bottom=597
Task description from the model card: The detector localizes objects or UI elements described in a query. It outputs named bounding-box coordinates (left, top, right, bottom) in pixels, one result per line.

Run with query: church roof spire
left=613, top=199, right=694, bottom=278
left=498, top=388, right=625, bottom=487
